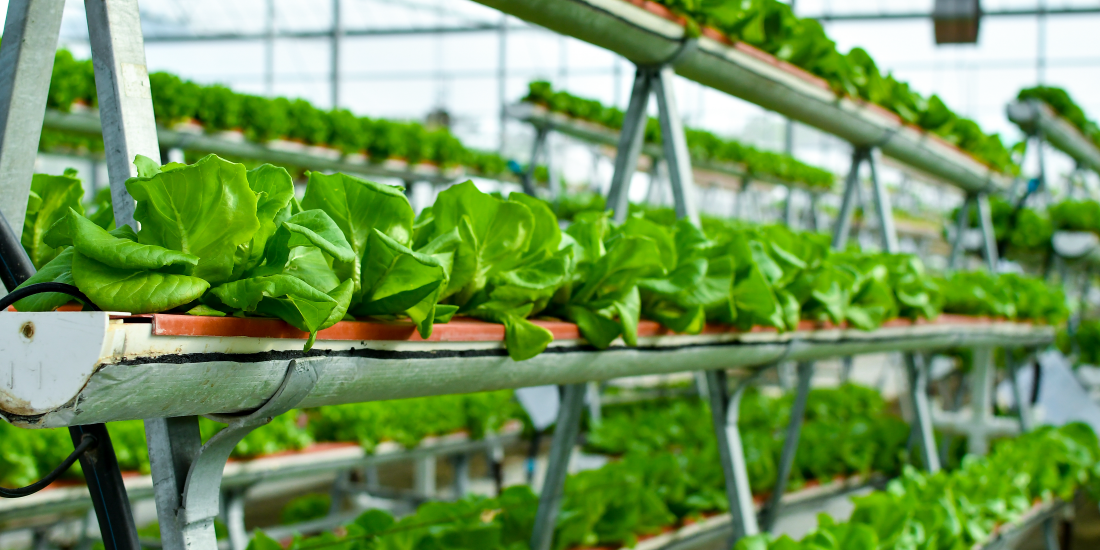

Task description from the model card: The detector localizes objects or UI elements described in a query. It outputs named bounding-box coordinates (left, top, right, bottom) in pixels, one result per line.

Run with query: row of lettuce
left=249, top=412, right=1100, bottom=550
left=966, top=196, right=1100, bottom=262
left=523, top=81, right=835, bottom=190
left=17, top=154, right=1066, bottom=359
left=250, top=384, right=909, bottom=550
left=46, top=50, right=513, bottom=178
left=646, top=0, right=1017, bottom=175
left=0, top=391, right=520, bottom=488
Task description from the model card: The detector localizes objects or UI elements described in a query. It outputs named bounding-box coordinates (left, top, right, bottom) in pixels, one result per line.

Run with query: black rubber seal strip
left=110, top=330, right=973, bottom=367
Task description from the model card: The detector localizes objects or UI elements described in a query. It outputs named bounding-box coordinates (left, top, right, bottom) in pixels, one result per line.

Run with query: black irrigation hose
left=0, top=434, right=97, bottom=498
left=0, top=282, right=99, bottom=312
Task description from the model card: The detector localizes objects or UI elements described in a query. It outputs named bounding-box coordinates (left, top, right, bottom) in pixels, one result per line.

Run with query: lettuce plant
left=21, top=168, right=84, bottom=269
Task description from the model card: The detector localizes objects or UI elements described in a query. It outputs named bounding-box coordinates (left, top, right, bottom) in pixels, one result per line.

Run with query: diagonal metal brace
left=160, top=359, right=320, bottom=549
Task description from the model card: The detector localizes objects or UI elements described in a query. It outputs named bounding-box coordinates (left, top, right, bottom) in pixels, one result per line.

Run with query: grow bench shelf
left=477, top=0, right=1010, bottom=194
left=508, top=101, right=820, bottom=192
left=0, top=312, right=1052, bottom=429
left=41, top=109, right=484, bottom=185
left=0, top=424, right=521, bottom=525
left=1007, top=100, right=1100, bottom=175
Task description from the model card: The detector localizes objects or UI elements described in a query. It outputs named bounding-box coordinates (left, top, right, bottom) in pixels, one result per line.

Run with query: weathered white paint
left=0, top=312, right=110, bottom=417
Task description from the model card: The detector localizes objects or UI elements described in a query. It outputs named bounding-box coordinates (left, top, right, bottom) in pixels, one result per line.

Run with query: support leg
left=147, top=360, right=319, bottom=550
left=949, top=196, right=974, bottom=271
left=415, top=455, right=437, bottom=500
left=451, top=453, right=470, bottom=499
left=976, top=193, right=1000, bottom=272
left=783, top=187, right=797, bottom=228
left=86, top=0, right=164, bottom=228
left=1007, top=351, right=1033, bottom=432
left=0, top=0, right=66, bottom=232
left=585, top=381, right=602, bottom=428
left=606, top=69, right=654, bottom=223
left=968, top=346, right=996, bottom=455
left=761, top=361, right=814, bottom=531
left=489, top=442, right=505, bottom=496
left=808, top=192, right=820, bottom=232
left=224, top=488, right=248, bottom=550
left=832, top=147, right=866, bottom=251
left=905, top=353, right=941, bottom=472
left=530, top=383, right=586, bottom=550
left=1043, top=518, right=1059, bottom=550
left=867, top=151, right=899, bottom=253
left=653, top=65, right=699, bottom=226
left=522, top=126, right=549, bottom=196
left=705, top=369, right=760, bottom=542
left=736, top=179, right=752, bottom=221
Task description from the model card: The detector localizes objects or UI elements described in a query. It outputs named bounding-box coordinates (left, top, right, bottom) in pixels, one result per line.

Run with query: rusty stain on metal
left=18, top=321, right=33, bottom=341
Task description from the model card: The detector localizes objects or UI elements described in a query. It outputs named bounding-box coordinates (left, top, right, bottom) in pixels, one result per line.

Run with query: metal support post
left=736, top=178, right=752, bottom=221
left=968, top=346, right=996, bottom=455
left=761, top=361, right=814, bottom=531
left=86, top=0, right=163, bottom=229
left=330, top=0, right=342, bottom=108
left=904, top=352, right=941, bottom=472
left=585, top=381, right=602, bottom=427
left=606, top=47, right=698, bottom=225
left=808, top=192, right=820, bottom=231
left=0, top=0, right=65, bottom=233
left=948, top=195, right=974, bottom=270
left=147, top=360, right=319, bottom=550
left=1007, top=351, right=1033, bottom=432
left=489, top=442, right=505, bottom=495
left=976, top=193, right=999, bottom=272
left=867, top=150, right=899, bottom=253
left=530, top=383, right=586, bottom=550
left=522, top=126, right=549, bottom=196
left=606, top=69, right=654, bottom=221
left=832, top=147, right=867, bottom=250
left=705, top=369, right=760, bottom=542
left=783, top=187, right=797, bottom=228
left=653, top=65, right=699, bottom=225
left=451, top=453, right=470, bottom=499
left=415, top=455, right=437, bottom=499
left=1043, top=518, right=1060, bottom=550
left=223, top=489, right=248, bottom=550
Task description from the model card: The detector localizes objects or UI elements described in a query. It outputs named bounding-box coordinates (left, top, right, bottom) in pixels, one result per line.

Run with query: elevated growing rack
left=508, top=100, right=813, bottom=225
left=44, top=109, right=473, bottom=186
left=0, top=2, right=1056, bottom=550
left=1007, top=99, right=1100, bottom=178
left=478, top=0, right=1010, bottom=264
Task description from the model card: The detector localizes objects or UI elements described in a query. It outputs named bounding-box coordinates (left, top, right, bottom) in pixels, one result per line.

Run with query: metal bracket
left=146, top=359, right=320, bottom=550
left=832, top=146, right=898, bottom=253
left=530, top=383, right=587, bottom=550
left=760, top=361, right=814, bottom=531
left=905, top=352, right=941, bottom=472
left=705, top=369, right=761, bottom=543
left=605, top=58, right=699, bottom=226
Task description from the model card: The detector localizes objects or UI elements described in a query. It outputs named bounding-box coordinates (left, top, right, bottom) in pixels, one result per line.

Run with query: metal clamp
left=642, top=37, right=698, bottom=71
left=147, top=359, right=321, bottom=550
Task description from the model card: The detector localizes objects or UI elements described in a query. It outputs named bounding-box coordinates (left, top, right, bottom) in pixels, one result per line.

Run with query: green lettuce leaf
left=21, top=169, right=84, bottom=269
left=301, top=171, right=414, bottom=292
left=125, top=154, right=260, bottom=285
